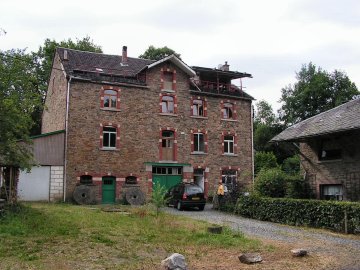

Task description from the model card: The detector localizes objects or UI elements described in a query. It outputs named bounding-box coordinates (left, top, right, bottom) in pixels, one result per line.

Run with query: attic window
left=162, top=70, right=175, bottom=91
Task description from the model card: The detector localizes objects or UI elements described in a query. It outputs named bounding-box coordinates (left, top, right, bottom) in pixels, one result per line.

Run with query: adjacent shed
left=18, top=130, right=65, bottom=202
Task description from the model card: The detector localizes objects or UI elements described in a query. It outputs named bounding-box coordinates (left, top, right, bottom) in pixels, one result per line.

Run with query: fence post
left=344, top=209, right=348, bottom=234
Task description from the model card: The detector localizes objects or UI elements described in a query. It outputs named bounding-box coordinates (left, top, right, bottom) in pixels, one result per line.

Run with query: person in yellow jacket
left=217, top=181, right=225, bottom=209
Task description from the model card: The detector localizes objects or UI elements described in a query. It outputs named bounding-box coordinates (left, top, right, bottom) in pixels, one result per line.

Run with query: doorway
left=193, top=168, right=205, bottom=191
left=102, top=176, right=116, bottom=204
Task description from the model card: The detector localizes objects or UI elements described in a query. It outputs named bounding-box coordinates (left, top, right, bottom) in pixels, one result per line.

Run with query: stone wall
left=300, top=131, right=360, bottom=201
left=50, top=166, right=64, bottom=201
left=42, top=52, right=67, bottom=134
left=64, top=61, right=253, bottom=201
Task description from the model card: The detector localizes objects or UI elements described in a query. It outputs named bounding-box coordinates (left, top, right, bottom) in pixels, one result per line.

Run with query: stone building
left=42, top=46, right=254, bottom=203
left=272, top=98, right=360, bottom=201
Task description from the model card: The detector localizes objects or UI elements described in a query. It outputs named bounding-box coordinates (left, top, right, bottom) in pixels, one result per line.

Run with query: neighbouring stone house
left=271, top=98, right=360, bottom=201
left=41, top=46, right=254, bottom=203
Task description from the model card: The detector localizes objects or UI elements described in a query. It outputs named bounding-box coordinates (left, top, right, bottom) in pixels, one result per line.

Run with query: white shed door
left=18, top=166, right=50, bottom=201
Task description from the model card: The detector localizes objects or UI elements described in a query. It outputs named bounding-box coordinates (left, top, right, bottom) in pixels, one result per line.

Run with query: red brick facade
left=42, top=51, right=254, bottom=203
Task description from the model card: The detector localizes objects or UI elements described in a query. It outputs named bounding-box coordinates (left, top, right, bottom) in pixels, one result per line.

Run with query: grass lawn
left=0, top=203, right=262, bottom=269
left=0, top=203, right=334, bottom=270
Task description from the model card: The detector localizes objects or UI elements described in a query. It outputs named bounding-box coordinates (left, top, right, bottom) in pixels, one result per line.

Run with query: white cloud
left=1, top=0, right=360, bottom=112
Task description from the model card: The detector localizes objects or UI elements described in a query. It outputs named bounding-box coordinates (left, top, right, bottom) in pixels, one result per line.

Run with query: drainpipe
left=251, top=104, right=255, bottom=187
left=63, top=76, right=72, bottom=202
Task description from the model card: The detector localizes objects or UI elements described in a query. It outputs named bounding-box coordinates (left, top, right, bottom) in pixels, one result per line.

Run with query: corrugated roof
left=271, top=98, right=360, bottom=142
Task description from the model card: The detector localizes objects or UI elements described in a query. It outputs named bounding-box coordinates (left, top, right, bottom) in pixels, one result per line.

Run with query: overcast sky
left=2, top=0, right=360, bottom=111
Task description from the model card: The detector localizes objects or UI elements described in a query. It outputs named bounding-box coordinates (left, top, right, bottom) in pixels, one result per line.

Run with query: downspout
left=63, top=76, right=72, bottom=202
left=251, top=104, right=255, bottom=187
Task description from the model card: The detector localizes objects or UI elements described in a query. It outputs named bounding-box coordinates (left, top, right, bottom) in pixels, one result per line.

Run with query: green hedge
left=235, top=195, right=360, bottom=234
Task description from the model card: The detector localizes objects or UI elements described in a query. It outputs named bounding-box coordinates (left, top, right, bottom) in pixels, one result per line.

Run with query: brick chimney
left=122, top=46, right=128, bottom=63
left=222, top=61, right=229, bottom=71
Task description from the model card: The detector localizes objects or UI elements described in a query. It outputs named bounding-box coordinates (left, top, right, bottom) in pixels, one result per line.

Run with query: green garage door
left=152, top=166, right=183, bottom=190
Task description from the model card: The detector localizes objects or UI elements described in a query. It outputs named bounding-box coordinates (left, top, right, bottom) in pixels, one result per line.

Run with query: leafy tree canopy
left=139, top=45, right=181, bottom=61
left=254, top=100, right=277, bottom=126
left=0, top=49, right=42, bottom=169
left=253, top=100, right=295, bottom=164
left=279, top=62, right=359, bottom=126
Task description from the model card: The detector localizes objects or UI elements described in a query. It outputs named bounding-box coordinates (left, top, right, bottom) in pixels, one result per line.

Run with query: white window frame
left=194, top=133, right=205, bottom=153
left=224, top=135, right=234, bottom=154
left=103, top=126, right=117, bottom=149
left=193, top=99, right=204, bottom=116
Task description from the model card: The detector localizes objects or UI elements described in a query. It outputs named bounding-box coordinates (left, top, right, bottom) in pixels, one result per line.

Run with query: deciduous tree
left=139, top=45, right=181, bottom=61
left=0, top=49, right=41, bottom=169
left=279, top=62, right=358, bottom=126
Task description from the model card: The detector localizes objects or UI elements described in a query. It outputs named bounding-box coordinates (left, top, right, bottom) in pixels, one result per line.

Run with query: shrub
left=282, top=155, right=300, bottom=175
left=254, top=151, right=278, bottom=175
left=254, top=168, right=286, bottom=198
left=235, top=195, right=360, bottom=234
left=151, top=182, right=169, bottom=216
left=285, top=174, right=313, bottom=199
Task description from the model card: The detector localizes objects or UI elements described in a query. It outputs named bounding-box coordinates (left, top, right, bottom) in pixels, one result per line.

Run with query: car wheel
left=177, top=201, right=183, bottom=211
left=198, top=205, right=205, bottom=211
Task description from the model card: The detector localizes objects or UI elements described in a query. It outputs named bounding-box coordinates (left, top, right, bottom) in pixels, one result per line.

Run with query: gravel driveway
left=164, top=204, right=360, bottom=270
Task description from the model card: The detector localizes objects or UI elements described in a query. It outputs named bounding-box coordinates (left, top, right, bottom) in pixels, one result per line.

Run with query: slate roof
left=55, top=48, right=253, bottom=99
left=57, top=47, right=155, bottom=78
left=271, top=98, right=360, bottom=142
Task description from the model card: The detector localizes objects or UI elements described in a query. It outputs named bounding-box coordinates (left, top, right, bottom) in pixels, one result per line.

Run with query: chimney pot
left=63, top=50, right=68, bottom=60
left=222, top=61, right=229, bottom=71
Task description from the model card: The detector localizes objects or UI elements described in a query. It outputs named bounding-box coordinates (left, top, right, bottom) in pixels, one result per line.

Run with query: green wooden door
left=153, top=174, right=182, bottom=190
left=102, top=177, right=116, bottom=204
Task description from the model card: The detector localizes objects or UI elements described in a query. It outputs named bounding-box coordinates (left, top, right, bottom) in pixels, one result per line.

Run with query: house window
left=192, top=99, right=205, bottom=117
left=80, top=175, right=93, bottom=184
left=320, top=184, right=343, bottom=200
left=222, top=102, right=234, bottom=119
left=224, top=135, right=234, bottom=154
left=101, top=86, right=120, bottom=110
left=194, top=133, right=205, bottom=152
left=319, top=139, right=342, bottom=161
left=103, top=126, right=117, bottom=149
left=163, top=71, right=174, bottom=90
left=104, top=90, right=117, bottom=108
left=125, top=176, right=137, bottom=185
left=161, top=95, right=175, bottom=114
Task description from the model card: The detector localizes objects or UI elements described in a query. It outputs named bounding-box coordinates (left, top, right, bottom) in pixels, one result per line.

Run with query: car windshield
left=185, top=185, right=203, bottom=195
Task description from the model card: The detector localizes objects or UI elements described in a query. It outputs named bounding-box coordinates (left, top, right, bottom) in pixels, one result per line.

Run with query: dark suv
left=165, top=182, right=206, bottom=211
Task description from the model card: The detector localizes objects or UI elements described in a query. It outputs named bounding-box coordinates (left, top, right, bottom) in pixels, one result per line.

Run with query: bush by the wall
left=254, top=168, right=286, bottom=198
left=282, top=154, right=300, bottom=175
left=235, top=195, right=360, bottom=234
left=285, top=174, right=313, bottom=199
left=254, top=151, right=278, bottom=175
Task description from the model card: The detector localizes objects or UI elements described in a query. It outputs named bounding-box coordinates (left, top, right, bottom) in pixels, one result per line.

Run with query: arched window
left=104, top=89, right=117, bottom=108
